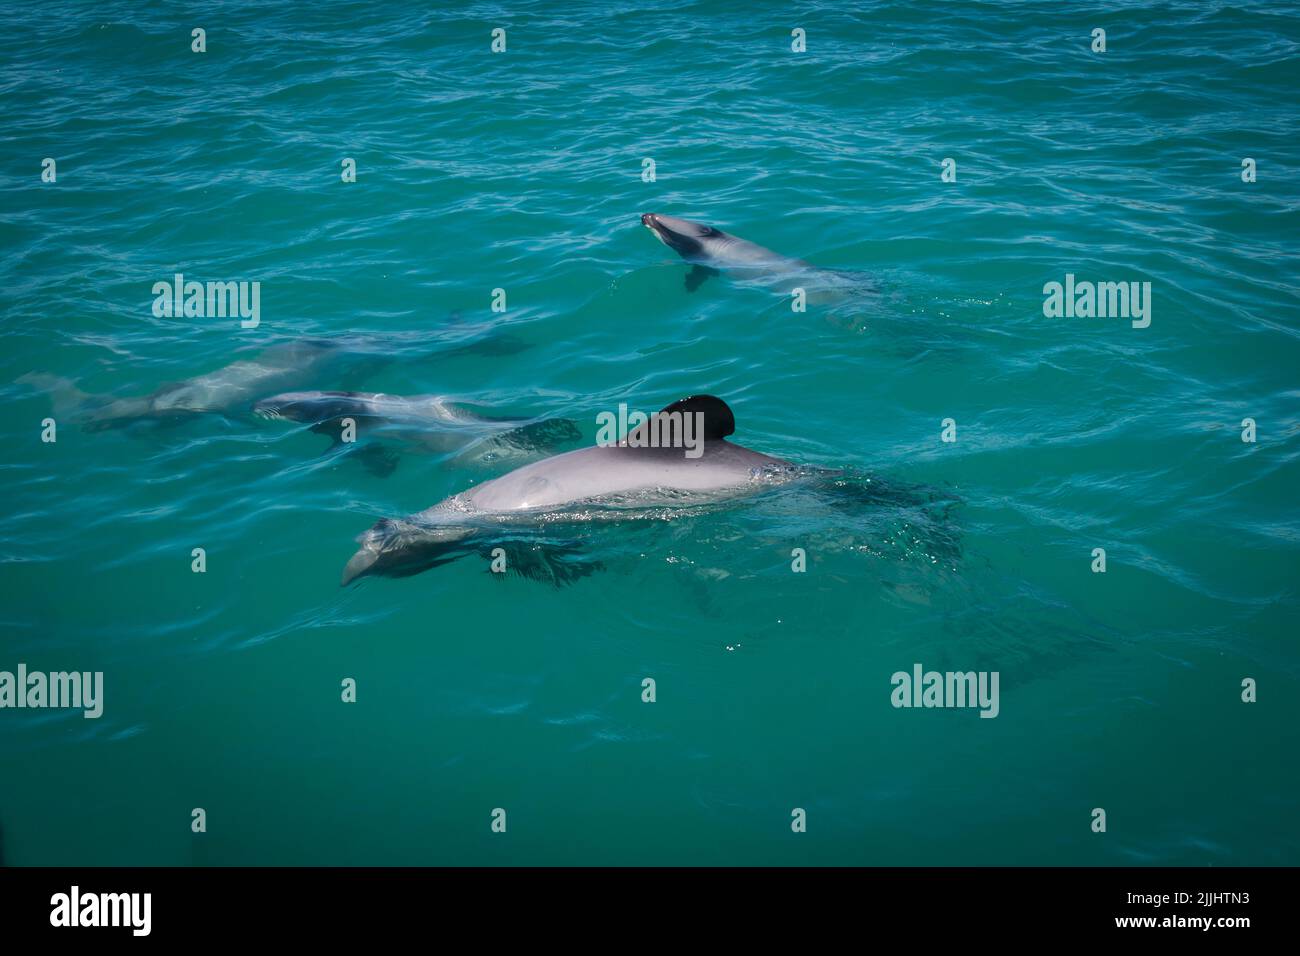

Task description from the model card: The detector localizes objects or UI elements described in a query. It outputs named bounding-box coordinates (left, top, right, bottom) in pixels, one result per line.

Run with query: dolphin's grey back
left=444, top=438, right=788, bottom=516
left=426, top=396, right=790, bottom=516
left=704, top=228, right=808, bottom=272
left=340, top=395, right=795, bottom=585
left=704, top=229, right=878, bottom=299
left=645, top=213, right=872, bottom=299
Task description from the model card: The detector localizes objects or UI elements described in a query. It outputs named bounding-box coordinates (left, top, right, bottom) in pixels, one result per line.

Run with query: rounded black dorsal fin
left=657, top=394, right=735, bottom=440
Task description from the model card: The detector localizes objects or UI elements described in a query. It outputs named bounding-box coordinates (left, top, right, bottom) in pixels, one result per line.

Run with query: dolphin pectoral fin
left=351, top=442, right=401, bottom=478
left=684, top=265, right=719, bottom=292
left=493, top=540, right=603, bottom=587
left=309, top=419, right=347, bottom=451
left=309, top=417, right=386, bottom=453
left=306, top=417, right=400, bottom=477
left=309, top=421, right=400, bottom=478
left=309, top=424, right=362, bottom=467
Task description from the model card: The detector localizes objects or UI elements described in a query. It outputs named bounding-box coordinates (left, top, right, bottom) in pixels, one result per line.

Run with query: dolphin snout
left=641, top=213, right=656, bottom=227
left=341, top=546, right=379, bottom=586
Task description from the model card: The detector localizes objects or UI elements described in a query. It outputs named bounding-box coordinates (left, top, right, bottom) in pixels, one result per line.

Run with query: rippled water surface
left=1, top=0, right=1297, bottom=864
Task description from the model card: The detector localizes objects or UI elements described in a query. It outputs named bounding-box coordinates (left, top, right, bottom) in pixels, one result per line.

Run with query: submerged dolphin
left=640, top=212, right=875, bottom=300
left=257, top=390, right=536, bottom=430
left=20, top=325, right=530, bottom=432
left=254, top=390, right=581, bottom=461
left=341, top=395, right=798, bottom=585
left=21, top=339, right=372, bottom=431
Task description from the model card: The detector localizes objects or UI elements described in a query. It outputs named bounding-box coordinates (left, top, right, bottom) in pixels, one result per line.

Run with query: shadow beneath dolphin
left=490, top=539, right=605, bottom=585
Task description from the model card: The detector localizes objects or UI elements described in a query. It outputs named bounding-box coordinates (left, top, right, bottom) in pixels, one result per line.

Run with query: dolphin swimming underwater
left=341, top=395, right=800, bottom=585
left=253, top=390, right=582, bottom=462
left=640, top=213, right=875, bottom=299
left=20, top=326, right=524, bottom=432
left=20, top=339, right=373, bottom=431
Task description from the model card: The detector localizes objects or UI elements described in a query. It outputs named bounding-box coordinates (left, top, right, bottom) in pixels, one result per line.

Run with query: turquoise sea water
left=1, top=0, right=1298, bottom=866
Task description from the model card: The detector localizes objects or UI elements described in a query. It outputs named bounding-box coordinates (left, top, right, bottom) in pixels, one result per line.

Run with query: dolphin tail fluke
left=17, top=372, right=94, bottom=419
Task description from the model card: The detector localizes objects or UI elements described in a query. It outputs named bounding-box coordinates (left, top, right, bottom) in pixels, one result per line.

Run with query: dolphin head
left=254, top=391, right=366, bottom=423
left=641, top=213, right=723, bottom=260
left=341, top=518, right=476, bottom=586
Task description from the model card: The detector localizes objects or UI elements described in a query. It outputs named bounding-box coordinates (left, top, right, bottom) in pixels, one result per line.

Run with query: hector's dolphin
left=341, top=395, right=799, bottom=585
left=19, top=325, right=529, bottom=432
left=640, top=213, right=876, bottom=301
left=21, top=339, right=372, bottom=431
left=254, top=390, right=581, bottom=463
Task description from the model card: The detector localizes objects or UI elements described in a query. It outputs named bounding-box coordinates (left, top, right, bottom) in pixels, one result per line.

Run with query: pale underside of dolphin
left=341, top=395, right=801, bottom=585
left=253, top=390, right=582, bottom=468
left=640, top=212, right=876, bottom=301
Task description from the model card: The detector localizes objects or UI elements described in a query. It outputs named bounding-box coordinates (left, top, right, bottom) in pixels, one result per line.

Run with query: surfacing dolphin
left=341, top=395, right=802, bottom=585
left=640, top=213, right=876, bottom=302
left=253, top=390, right=581, bottom=464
